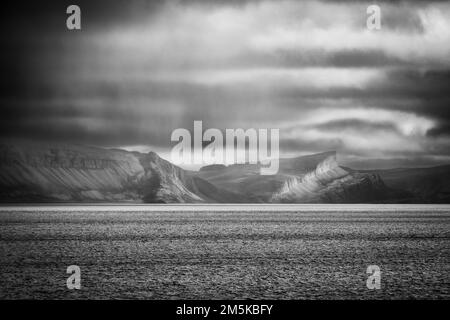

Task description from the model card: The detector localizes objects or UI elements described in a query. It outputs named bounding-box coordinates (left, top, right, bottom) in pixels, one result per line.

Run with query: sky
left=2, top=0, right=450, bottom=169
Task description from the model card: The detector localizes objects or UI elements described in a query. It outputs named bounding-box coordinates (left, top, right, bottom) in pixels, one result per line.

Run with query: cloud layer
left=2, top=0, right=450, bottom=168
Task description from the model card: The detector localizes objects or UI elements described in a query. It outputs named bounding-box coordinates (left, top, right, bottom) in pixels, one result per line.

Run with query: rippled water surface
left=0, top=205, right=449, bottom=299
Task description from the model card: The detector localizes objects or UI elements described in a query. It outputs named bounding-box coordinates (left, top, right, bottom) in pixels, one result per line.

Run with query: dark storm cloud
left=274, top=68, right=450, bottom=123
left=1, top=0, right=450, bottom=168
left=326, top=50, right=407, bottom=68
left=427, top=124, right=450, bottom=137
left=314, top=119, right=399, bottom=133
left=224, top=49, right=420, bottom=69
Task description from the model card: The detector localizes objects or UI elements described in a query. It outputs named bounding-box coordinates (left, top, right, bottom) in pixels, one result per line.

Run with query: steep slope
left=0, top=141, right=245, bottom=203
left=136, top=151, right=248, bottom=203
left=0, top=142, right=142, bottom=201
left=198, top=151, right=396, bottom=203
left=2, top=141, right=447, bottom=203
left=271, top=152, right=349, bottom=202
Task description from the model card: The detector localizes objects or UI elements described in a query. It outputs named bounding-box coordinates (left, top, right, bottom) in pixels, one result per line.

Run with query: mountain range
left=0, top=141, right=449, bottom=203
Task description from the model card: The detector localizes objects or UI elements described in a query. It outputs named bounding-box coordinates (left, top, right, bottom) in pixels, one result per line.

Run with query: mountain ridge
left=0, top=141, right=449, bottom=203
left=0, top=141, right=246, bottom=203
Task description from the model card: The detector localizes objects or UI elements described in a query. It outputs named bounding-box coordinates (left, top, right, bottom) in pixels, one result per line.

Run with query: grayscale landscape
left=1, top=0, right=450, bottom=301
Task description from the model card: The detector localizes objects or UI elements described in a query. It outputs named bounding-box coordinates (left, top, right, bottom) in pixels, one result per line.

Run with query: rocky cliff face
left=136, top=151, right=247, bottom=203
left=197, top=151, right=395, bottom=203
left=271, top=153, right=349, bottom=202
left=1, top=141, right=441, bottom=203
left=271, top=152, right=392, bottom=203
left=0, top=142, right=142, bottom=201
left=0, top=141, right=244, bottom=203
